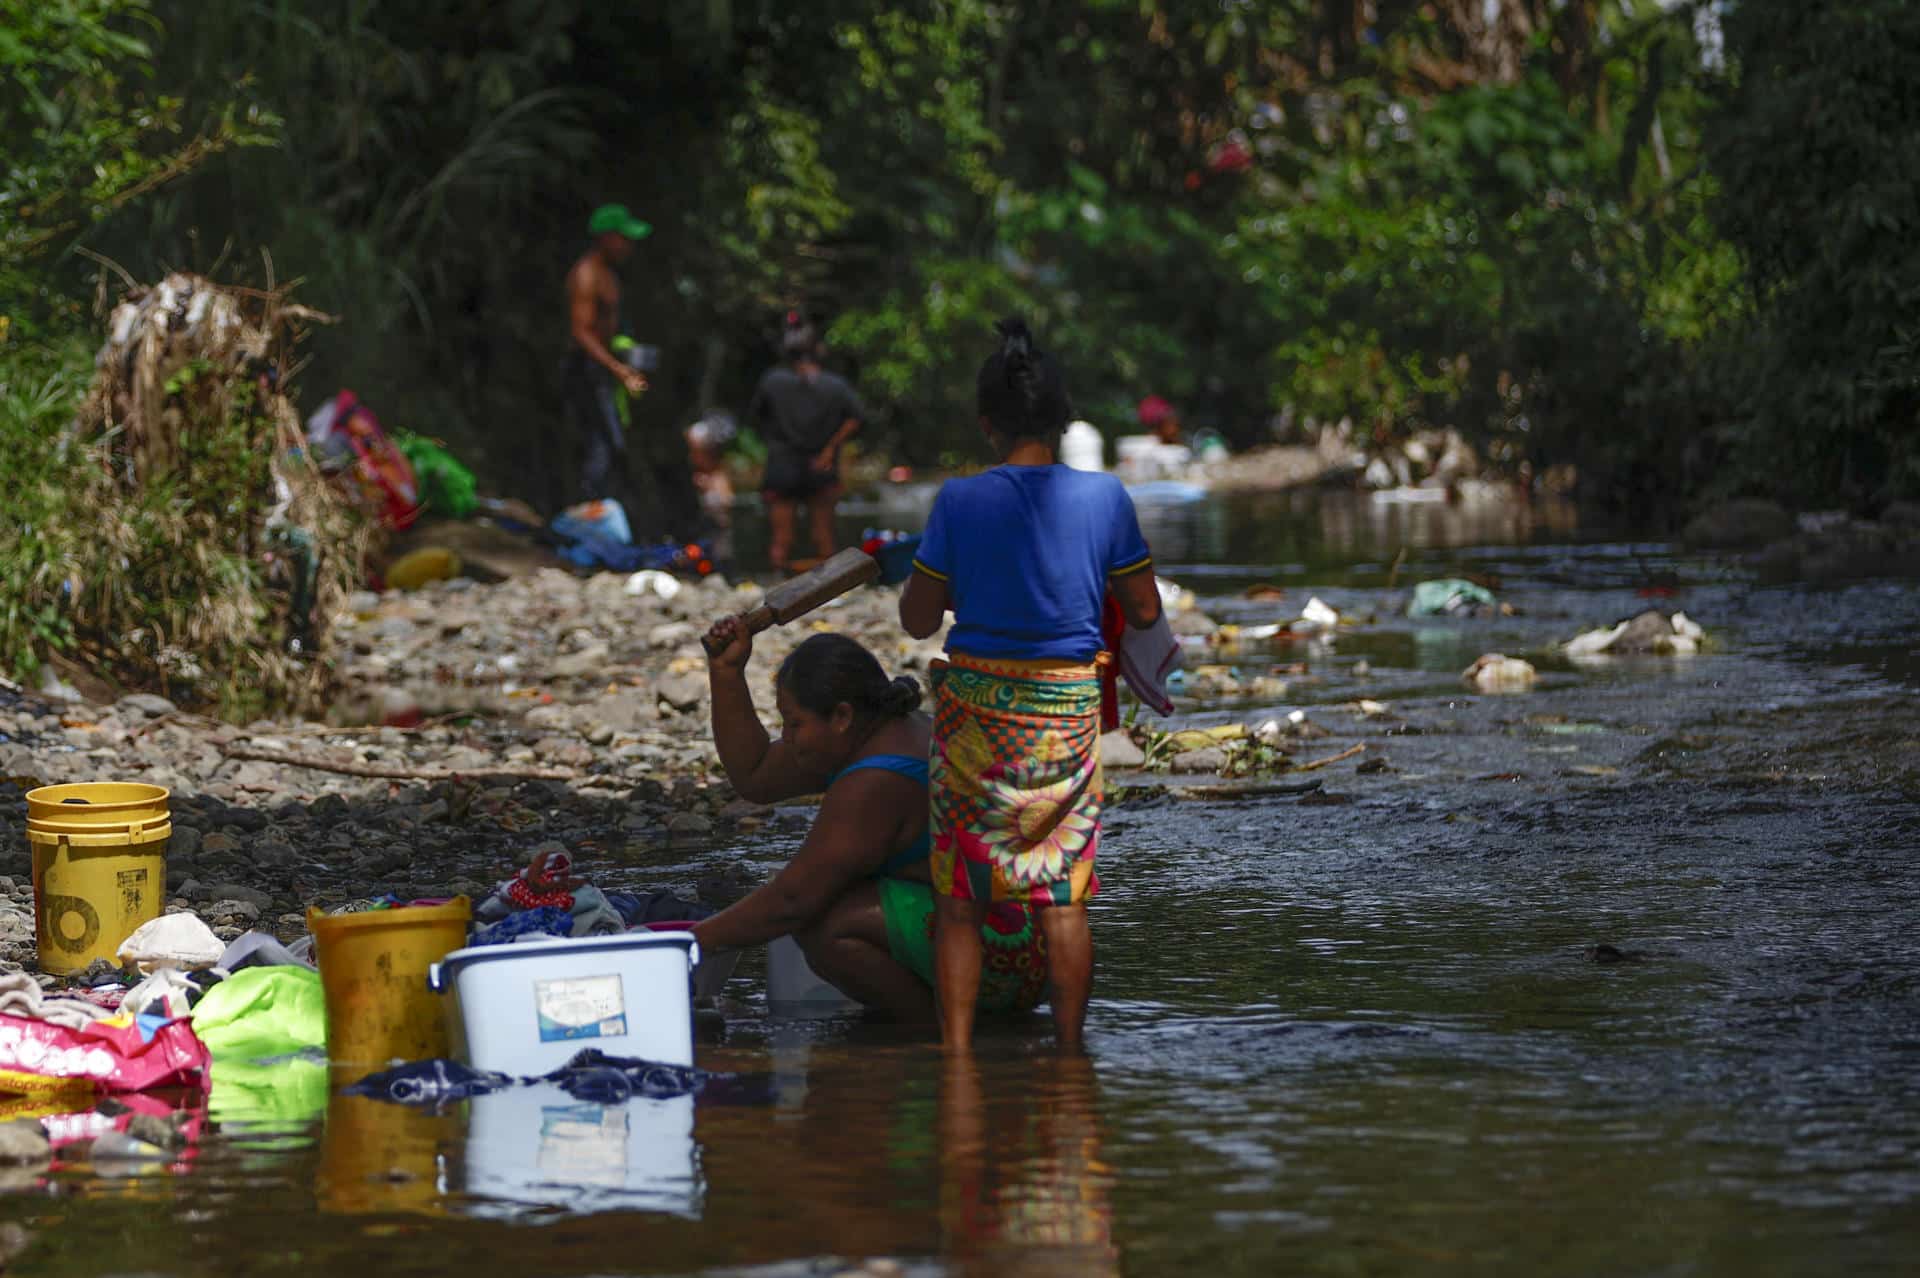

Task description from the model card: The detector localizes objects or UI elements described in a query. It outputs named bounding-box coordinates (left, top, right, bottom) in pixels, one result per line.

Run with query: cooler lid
left=433, top=929, right=700, bottom=988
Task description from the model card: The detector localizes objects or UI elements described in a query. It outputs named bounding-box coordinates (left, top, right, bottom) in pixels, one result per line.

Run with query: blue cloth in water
left=344, top=1051, right=741, bottom=1109
left=345, top=1059, right=513, bottom=1107
left=471, top=906, right=571, bottom=947
left=541, top=1049, right=710, bottom=1103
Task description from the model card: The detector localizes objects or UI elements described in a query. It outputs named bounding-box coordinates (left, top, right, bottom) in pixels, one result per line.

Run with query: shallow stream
left=8, top=490, right=1919, bottom=1276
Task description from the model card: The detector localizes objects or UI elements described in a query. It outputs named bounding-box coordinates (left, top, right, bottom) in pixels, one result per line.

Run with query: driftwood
left=222, top=745, right=577, bottom=783
left=1292, top=743, right=1368, bottom=772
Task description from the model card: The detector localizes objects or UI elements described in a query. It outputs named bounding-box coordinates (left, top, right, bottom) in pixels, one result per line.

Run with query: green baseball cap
left=587, top=203, right=651, bottom=240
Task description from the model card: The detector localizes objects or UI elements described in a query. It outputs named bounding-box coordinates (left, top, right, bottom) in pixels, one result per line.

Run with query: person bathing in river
left=691, top=624, right=1050, bottom=1019
left=899, top=318, right=1163, bottom=1053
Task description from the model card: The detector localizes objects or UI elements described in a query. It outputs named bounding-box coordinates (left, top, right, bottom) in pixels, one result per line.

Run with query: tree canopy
left=5, top=0, right=1917, bottom=516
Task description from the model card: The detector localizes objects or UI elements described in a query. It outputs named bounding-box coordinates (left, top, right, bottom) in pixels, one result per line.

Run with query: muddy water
left=9, top=492, right=1920, bottom=1277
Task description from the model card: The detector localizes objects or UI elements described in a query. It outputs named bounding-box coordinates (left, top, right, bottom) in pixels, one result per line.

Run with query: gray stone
left=202, top=883, right=272, bottom=911
left=648, top=622, right=699, bottom=648
left=1882, top=500, right=1920, bottom=530
left=594, top=692, right=657, bottom=732
left=551, top=643, right=612, bottom=679
left=125, top=1112, right=189, bottom=1152
left=585, top=722, right=616, bottom=746
left=0, top=1121, right=49, bottom=1165
left=656, top=674, right=707, bottom=713
left=309, top=793, right=350, bottom=823
left=115, top=693, right=178, bottom=720
left=208, top=899, right=263, bottom=924
left=90, top=1130, right=168, bottom=1162
left=667, top=811, right=713, bottom=838
left=201, top=831, right=242, bottom=857
left=1170, top=747, right=1229, bottom=773
left=249, top=830, right=298, bottom=869
left=1099, top=731, right=1146, bottom=769
left=167, top=825, right=202, bottom=861
left=220, top=807, right=268, bottom=833
left=534, top=737, right=595, bottom=768
left=1681, top=498, right=1794, bottom=549
left=1609, top=610, right=1677, bottom=654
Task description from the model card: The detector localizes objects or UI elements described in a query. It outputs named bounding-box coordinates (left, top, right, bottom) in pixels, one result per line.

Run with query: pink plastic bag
left=0, top=1013, right=211, bottom=1098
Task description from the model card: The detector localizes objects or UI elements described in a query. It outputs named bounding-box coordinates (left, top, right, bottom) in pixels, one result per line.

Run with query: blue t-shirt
left=912, top=465, right=1153, bottom=661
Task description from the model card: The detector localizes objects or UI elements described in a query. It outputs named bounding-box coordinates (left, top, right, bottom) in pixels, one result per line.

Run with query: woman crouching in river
left=691, top=621, right=1048, bottom=1020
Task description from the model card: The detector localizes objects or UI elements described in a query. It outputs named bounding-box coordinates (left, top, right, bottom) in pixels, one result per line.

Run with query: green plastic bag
left=209, top=1052, right=329, bottom=1138
left=1407, top=578, right=1498, bottom=617
left=191, top=966, right=327, bottom=1061
left=394, top=432, right=479, bottom=519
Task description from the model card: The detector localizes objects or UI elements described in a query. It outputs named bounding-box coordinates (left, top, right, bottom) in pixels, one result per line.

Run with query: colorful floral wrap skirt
left=930, top=654, right=1103, bottom=907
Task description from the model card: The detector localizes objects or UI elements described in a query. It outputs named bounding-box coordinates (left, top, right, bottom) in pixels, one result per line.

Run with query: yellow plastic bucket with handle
left=25, top=783, right=170, bottom=975
left=308, top=898, right=471, bottom=1068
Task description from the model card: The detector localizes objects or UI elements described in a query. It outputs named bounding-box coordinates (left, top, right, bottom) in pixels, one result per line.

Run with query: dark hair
left=975, top=317, right=1071, bottom=448
left=781, top=318, right=818, bottom=363
left=777, top=634, right=921, bottom=720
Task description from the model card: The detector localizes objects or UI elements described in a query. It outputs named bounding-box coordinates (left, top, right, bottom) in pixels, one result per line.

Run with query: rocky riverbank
left=0, top=570, right=951, bottom=979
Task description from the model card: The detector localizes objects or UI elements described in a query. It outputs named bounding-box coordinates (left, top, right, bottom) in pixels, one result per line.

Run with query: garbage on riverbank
left=1107, top=714, right=1369, bottom=780
left=1565, top=611, right=1706, bottom=659
left=1406, top=578, right=1500, bottom=618
left=1462, top=653, right=1538, bottom=692
left=16, top=274, right=375, bottom=717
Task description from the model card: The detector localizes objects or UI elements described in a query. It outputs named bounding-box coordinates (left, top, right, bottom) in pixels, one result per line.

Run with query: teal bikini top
left=829, top=753, right=930, bottom=876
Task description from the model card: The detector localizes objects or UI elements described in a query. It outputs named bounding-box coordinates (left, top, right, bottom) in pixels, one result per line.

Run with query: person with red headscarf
left=1135, top=395, right=1183, bottom=445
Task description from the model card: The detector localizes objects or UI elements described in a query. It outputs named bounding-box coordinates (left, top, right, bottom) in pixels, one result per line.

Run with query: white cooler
left=429, top=930, right=699, bottom=1074
left=451, top=1083, right=700, bottom=1220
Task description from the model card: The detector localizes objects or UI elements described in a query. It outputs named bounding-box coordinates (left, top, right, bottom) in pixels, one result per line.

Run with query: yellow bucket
left=308, top=898, right=470, bottom=1067
left=26, top=782, right=170, bottom=975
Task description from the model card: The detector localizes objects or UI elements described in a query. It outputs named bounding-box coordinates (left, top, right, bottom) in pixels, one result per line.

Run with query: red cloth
left=504, top=877, right=574, bottom=910
left=1099, top=592, right=1125, bottom=732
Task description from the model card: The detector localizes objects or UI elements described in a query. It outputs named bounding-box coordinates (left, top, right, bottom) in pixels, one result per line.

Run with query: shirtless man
left=563, top=204, right=652, bottom=509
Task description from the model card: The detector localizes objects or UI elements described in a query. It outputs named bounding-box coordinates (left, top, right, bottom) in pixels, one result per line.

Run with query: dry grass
left=46, top=273, right=378, bottom=717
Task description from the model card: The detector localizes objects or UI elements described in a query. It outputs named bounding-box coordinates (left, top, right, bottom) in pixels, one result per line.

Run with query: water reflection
left=452, top=1085, right=700, bottom=1220
left=731, top=484, right=1580, bottom=578
left=939, top=1054, right=1117, bottom=1278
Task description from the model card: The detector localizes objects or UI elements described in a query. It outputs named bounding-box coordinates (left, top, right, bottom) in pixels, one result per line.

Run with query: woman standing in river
left=899, top=318, right=1162, bottom=1052
left=692, top=625, right=1049, bottom=1018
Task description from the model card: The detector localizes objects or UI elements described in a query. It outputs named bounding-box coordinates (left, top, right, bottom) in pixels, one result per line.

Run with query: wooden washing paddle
left=701, top=547, right=881, bottom=655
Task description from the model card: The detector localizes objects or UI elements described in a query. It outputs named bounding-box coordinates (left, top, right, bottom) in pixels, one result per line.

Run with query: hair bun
left=881, top=676, right=923, bottom=717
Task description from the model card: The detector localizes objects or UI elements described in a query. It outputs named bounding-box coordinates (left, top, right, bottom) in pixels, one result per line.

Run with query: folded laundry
left=471, top=906, right=572, bottom=947
left=0, top=971, right=109, bottom=1030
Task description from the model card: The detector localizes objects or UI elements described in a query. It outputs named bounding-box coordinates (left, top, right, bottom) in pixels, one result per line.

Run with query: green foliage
left=0, top=341, right=89, bottom=677
left=0, top=0, right=274, bottom=340
left=7, top=0, right=1912, bottom=530
left=1704, top=0, right=1920, bottom=504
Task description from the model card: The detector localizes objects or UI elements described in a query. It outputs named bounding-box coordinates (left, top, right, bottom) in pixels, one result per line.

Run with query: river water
left=8, top=490, right=1920, bottom=1277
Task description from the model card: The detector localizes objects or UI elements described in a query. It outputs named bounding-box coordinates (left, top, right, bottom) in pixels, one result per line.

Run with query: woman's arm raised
left=704, top=616, right=829, bottom=803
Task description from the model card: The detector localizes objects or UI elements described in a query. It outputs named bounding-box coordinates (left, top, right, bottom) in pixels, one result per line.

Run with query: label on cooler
left=534, top=974, right=628, bottom=1042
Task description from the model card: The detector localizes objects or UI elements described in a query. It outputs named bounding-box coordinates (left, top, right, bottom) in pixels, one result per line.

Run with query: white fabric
left=1118, top=611, right=1182, bottom=716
